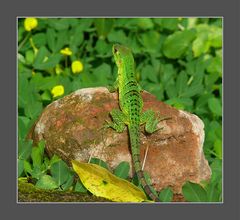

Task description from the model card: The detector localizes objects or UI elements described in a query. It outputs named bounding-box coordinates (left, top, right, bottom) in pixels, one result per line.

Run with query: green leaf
left=176, top=71, right=188, bottom=96
left=187, top=18, right=198, bottom=28
left=204, top=72, right=219, bottom=90
left=180, top=83, right=203, bottom=98
left=74, top=180, right=88, bottom=193
left=206, top=159, right=222, bottom=202
left=33, top=54, right=62, bottom=70
left=192, top=24, right=222, bottom=57
left=30, top=73, right=58, bottom=91
left=41, top=90, right=52, bottom=101
left=20, top=33, right=47, bottom=52
left=210, top=159, right=222, bottom=183
left=77, top=18, right=93, bottom=31
left=159, top=187, right=173, bottom=202
left=18, top=116, right=31, bottom=141
left=182, top=181, right=208, bottom=202
left=32, top=33, right=47, bottom=48
left=95, top=39, right=111, bottom=56
left=25, top=50, right=35, bottom=64
left=24, top=100, right=42, bottom=120
left=46, top=28, right=56, bottom=52
left=31, top=166, right=44, bottom=180
left=18, top=159, right=24, bottom=177
left=48, top=18, right=70, bottom=31
left=214, top=139, right=222, bottom=159
left=139, top=30, right=161, bottom=53
left=18, top=139, right=33, bottom=160
left=195, top=94, right=214, bottom=114
left=55, top=30, right=68, bottom=52
left=165, top=97, right=193, bottom=110
left=209, top=25, right=222, bottom=48
left=67, top=18, right=79, bottom=27
left=92, top=63, right=111, bottom=85
left=18, top=53, right=26, bottom=64
left=24, top=160, right=33, bottom=175
left=50, top=160, right=71, bottom=186
left=33, top=46, right=49, bottom=67
left=206, top=182, right=221, bottom=202
left=192, top=32, right=210, bottom=57
left=36, top=175, right=59, bottom=190
left=166, top=84, right=177, bottom=99
left=132, top=18, right=154, bottom=30
left=116, top=18, right=154, bottom=30
left=154, top=18, right=179, bottom=31
left=61, top=174, right=74, bottom=191
left=31, top=141, right=45, bottom=168
left=208, top=97, right=222, bottom=116
left=69, top=26, right=84, bottom=48
left=90, top=158, right=109, bottom=170
left=114, top=162, right=130, bottom=179
left=107, top=30, right=127, bottom=45
left=163, top=29, right=196, bottom=59
left=206, top=54, right=222, bottom=76
left=143, top=82, right=164, bottom=101
left=141, top=65, right=158, bottom=83
left=57, top=75, right=72, bottom=94
left=161, top=64, right=176, bottom=87
left=18, top=74, right=40, bottom=110
left=94, top=18, right=114, bottom=39
left=43, top=156, right=50, bottom=170
left=206, top=121, right=222, bottom=144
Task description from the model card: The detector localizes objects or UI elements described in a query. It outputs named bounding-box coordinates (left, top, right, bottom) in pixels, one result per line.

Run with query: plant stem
left=18, top=32, right=31, bottom=51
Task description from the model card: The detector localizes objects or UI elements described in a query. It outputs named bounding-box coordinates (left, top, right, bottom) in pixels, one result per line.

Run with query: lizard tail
left=128, top=125, right=160, bottom=202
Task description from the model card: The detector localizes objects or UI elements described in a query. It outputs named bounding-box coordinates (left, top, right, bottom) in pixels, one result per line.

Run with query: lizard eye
left=114, top=48, right=118, bottom=53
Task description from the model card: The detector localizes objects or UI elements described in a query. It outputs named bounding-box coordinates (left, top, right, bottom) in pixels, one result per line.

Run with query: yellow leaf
left=71, top=160, right=149, bottom=202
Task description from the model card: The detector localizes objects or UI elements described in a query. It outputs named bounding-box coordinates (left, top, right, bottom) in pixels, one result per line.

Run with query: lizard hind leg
left=140, top=110, right=160, bottom=134
left=104, top=109, right=128, bottom=133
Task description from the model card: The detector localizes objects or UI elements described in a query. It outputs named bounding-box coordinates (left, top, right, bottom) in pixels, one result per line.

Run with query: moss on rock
left=18, top=179, right=111, bottom=203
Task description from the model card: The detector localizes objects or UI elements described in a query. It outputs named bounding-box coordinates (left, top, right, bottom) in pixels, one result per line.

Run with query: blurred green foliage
left=18, top=17, right=222, bottom=202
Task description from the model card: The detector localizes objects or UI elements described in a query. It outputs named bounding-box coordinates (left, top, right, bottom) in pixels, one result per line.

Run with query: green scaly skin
left=106, top=44, right=160, bottom=202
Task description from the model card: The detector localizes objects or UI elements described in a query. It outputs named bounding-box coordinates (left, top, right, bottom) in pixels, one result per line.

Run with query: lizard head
left=112, top=44, right=134, bottom=67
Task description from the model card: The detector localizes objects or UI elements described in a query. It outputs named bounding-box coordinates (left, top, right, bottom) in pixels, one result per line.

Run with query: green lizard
left=106, top=44, right=161, bottom=202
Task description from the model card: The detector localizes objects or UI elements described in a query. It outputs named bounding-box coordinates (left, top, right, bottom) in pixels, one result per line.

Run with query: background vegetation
left=18, top=17, right=222, bottom=202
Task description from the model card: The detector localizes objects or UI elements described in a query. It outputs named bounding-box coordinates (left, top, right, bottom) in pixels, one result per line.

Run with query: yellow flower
left=24, top=18, right=38, bottom=31
left=60, top=47, right=72, bottom=56
left=51, top=85, right=64, bottom=98
left=71, top=60, right=84, bottom=74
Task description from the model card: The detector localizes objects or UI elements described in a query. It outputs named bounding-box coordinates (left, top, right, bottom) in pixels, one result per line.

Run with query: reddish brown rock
left=29, top=87, right=211, bottom=195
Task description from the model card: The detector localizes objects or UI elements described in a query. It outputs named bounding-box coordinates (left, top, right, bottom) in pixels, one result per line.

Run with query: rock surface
left=29, top=87, right=211, bottom=195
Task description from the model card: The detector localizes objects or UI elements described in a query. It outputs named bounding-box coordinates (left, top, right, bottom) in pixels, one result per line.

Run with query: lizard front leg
left=141, top=110, right=171, bottom=134
left=104, top=109, right=128, bottom=133
left=140, top=110, right=159, bottom=133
